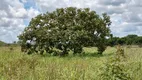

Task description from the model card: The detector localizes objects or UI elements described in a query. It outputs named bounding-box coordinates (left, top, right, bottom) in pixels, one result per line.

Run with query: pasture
left=0, top=46, right=142, bottom=80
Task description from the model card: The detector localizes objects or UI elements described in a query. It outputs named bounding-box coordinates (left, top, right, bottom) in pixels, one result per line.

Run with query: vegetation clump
left=116, top=45, right=125, bottom=58
left=99, top=46, right=132, bottom=80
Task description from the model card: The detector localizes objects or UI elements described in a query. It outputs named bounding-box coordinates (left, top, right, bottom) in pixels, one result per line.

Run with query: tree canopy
left=18, top=7, right=111, bottom=56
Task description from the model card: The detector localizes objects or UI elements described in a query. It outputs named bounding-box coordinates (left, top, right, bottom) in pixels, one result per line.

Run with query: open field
left=0, top=46, right=142, bottom=80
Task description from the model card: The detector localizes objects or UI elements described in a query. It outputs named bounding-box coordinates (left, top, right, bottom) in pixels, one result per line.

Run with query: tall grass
left=0, top=46, right=142, bottom=80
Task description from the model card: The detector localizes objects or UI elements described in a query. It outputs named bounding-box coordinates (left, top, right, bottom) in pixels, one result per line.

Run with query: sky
left=0, top=0, right=142, bottom=43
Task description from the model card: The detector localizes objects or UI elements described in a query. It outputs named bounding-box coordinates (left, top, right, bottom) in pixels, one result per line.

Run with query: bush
left=99, top=57, right=132, bottom=80
left=99, top=47, right=132, bottom=80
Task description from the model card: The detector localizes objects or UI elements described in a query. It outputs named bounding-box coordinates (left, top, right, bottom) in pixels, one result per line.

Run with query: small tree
left=18, top=7, right=111, bottom=55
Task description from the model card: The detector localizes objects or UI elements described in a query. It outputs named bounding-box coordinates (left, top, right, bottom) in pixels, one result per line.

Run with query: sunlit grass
left=0, top=46, right=142, bottom=80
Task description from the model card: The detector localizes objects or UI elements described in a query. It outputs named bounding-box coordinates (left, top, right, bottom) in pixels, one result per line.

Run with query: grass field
left=0, top=46, right=142, bottom=80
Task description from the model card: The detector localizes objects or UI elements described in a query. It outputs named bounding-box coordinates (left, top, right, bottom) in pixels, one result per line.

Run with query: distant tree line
left=107, top=34, right=142, bottom=46
left=1, top=34, right=142, bottom=48
left=0, top=41, right=19, bottom=47
left=0, top=41, right=7, bottom=46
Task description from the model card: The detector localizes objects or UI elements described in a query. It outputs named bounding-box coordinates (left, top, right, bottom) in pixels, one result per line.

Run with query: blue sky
left=0, top=0, right=142, bottom=43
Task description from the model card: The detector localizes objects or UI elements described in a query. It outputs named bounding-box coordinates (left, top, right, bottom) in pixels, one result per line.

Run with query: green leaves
left=18, top=7, right=111, bottom=55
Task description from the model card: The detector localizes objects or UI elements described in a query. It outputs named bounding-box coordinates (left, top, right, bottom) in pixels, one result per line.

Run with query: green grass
left=0, top=46, right=142, bottom=80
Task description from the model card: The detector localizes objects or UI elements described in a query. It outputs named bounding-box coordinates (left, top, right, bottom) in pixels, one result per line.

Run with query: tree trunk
left=60, top=46, right=68, bottom=56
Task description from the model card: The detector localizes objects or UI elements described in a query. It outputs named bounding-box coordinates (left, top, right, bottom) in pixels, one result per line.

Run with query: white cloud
left=27, top=7, right=40, bottom=18
left=21, top=0, right=27, bottom=3
left=9, top=5, right=27, bottom=18
left=0, top=0, right=40, bottom=43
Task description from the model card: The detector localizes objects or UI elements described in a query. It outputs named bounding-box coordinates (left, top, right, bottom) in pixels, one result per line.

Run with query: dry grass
left=0, top=46, right=142, bottom=80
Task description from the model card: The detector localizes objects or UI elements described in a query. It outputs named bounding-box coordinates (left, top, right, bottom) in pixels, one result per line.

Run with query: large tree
left=18, top=7, right=111, bottom=55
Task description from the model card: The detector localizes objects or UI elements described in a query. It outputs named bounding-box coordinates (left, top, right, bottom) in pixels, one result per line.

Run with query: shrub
left=99, top=47, right=132, bottom=80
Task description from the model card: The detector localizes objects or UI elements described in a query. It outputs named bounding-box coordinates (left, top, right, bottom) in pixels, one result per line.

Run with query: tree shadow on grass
left=76, top=52, right=114, bottom=58
left=39, top=52, right=114, bottom=58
